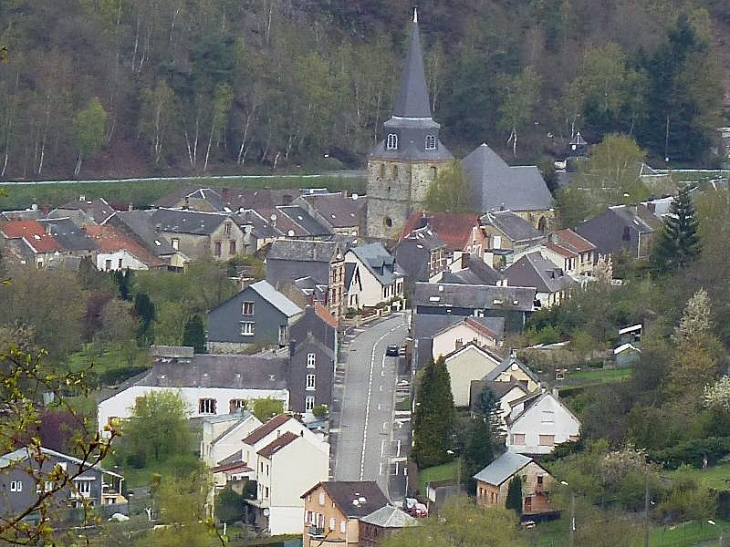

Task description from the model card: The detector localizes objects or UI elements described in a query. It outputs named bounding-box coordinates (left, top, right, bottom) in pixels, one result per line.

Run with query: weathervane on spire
left=413, top=7, right=418, bottom=23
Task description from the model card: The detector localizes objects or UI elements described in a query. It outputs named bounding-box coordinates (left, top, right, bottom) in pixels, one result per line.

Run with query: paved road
left=332, top=313, right=407, bottom=498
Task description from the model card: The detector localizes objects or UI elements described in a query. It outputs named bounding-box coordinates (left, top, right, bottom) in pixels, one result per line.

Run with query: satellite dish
left=288, top=230, right=295, bottom=237
left=270, top=214, right=277, bottom=222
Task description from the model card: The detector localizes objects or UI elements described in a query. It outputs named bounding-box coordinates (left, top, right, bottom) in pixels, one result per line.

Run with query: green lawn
left=564, top=367, right=633, bottom=384
left=418, top=461, right=458, bottom=494
left=665, top=461, right=730, bottom=491
left=0, top=173, right=366, bottom=209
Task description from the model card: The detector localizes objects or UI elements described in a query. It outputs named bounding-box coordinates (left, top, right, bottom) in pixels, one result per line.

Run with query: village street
left=331, top=313, right=409, bottom=501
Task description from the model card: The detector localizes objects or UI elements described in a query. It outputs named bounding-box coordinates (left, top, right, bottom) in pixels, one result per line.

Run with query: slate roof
left=1, top=219, right=60, bottom=253
left=257, top=207, right=307, bottom=237
left=400, top=213, right=480, bottom=252
left=98, top=354, right=288, bottom=402
left=257, top=431, right=299, bottom=458
left=221, top=188, right=299, bottom=210
left=399, top=224, right=446, bottom=251
left=153, top=186, right=226, bottom=210
left=112, top=210, right=178, bottom=257
left=609, top=204, right=662, bottom=232
left=54, top=197, right=116, bottom=224
left=236, top=209, right=282, bottom=239
left=243, top=415, right=293, bottom=445
left=0, top=446, right=123, bottom=479
left=299, top=193, right=366, bottom=229
left=436, top=255, right=503, bottom=286
left=507, top=391, right=581, bottom=428
left=473, top=451, right=535, bottom=486
left=301, top=481, right=389, bottom=519
left=150, top=208, right=229, bottom=235
left=434, top=317, right=501, bottom=342
left=360, top=505, right=418, bottom=528
left=276, top=205, right=332, bottom=236
left=392, top=15, right=431, bottom=119
left=481, top=210, right=544, bottom=243
left=0, top=209, right=45, bottom=221
left=470, top=379, right=528, bottom=411
left=483, top=353, right=540, bottom=385
left=413, top=313, right=505, bottom=341
left=348, top=242, right=403, bottom=287
left=462, top=144, right=553, bottom=213
left=268, top=239, right=341, bottom=263
left=414, top=282, right=536, bottom=312
left=246, top=280, right=303, bottom=318
left=84, top=225, right=164, bottom=267
left=504, top=252, right=578, bottom=295
left=38, top=218, right=97, bottom=251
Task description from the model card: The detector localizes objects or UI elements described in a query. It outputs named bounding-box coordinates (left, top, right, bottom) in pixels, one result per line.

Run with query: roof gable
left=250, top=280, right=303, bottom=317
left=243, top=415, right=294, bottom=446
left=303, top=481, right=389, bottom=518
left=473, top=451, right=543, bottom=486
left=401, top=213, right=480, bottom=252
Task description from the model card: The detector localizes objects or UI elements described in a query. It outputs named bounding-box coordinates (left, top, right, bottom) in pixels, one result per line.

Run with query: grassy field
left=0, top=173, right=366, bottom=210
left=418, top=460, right=458, bottom=494
left=665, top=461, right=730, bottom=491
left=567, top=367, right=633, bottom=383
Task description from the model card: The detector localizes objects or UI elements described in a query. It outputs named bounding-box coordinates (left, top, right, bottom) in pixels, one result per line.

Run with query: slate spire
left=392, top=10, right=432, bottom=119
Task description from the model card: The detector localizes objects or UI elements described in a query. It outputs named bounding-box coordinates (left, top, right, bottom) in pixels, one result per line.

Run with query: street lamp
left=560, top=481, right=575, bottom=547
left=708, top=520, right=723, bottom=546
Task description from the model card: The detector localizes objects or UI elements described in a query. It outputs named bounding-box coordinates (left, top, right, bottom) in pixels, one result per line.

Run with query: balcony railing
left=308, top=526, right=325, bottom=538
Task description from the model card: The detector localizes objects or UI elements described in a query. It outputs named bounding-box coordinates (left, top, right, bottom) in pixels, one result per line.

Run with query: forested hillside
left=0, top=0, right=727, bottom=180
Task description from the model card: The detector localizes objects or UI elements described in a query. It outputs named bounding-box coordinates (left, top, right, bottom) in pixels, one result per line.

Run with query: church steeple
left=392, top=9, right=432, bottom=119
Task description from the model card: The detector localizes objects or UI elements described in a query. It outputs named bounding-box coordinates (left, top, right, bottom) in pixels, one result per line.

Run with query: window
left=340, top=520, right=346, bottom=534
left=242, top=302, right=255, bottom=316
left=430, top=166, right=438, bottom=180
left=279, top=325, right=288, bottom=345
left=392, top=165, right=399, bottom=177
left=622, top=226, right=631, bottom=241
left=305, top=396, right=315, bottom=412
left=266, top=464, right=270, bottom=476
left=386, top=133, right=398, bottom=150
left=229, top=399, right=247, bottom=413
left=539, top=434, right=555, bottom=447
left=329, top=517, right=335, bottom=531
left=537, top=475, right=544, bottom=485
left=541, top=410, right=555, bottom=423
left=229, top=241, right=236, bottom=255
left=37, top=481, right=54, bottom=494
left=511, top=433, right=526, bottom=445
left=493, top=235, right=502, bottom=249
left=118, top=258, right=123, bottom=269
left=318, top=493, right=325, bottom=506
left=240, top=322, right=255, bottom=336
left=214, top=241, right=222, bottom=257
left=384, top=217, right=393, bottom=228
left=264, top=486, right=269, bottom=498
left=10, top=480, right=22, bottom=493
left=307, top=353, right=316, bottom=368
left=224, top=223, right=232, bottom=236
left=425, top=134, right=437, bottom=150
left=171, top=238, right=179, bottom=250
left=105, top=259, right=112, bottom=271
left=75, top=480, right=91, bottom=497
left=198, top=398, right=217, bottom=414
left=306, top=374, right=316, bottom=390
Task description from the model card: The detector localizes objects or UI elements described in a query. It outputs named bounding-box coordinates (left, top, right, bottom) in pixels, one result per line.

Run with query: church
left=365, top=11, right=554, bottom=239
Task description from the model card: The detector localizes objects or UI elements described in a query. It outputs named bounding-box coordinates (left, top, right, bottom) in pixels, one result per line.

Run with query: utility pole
left=569, top=491, right=575, bottom=547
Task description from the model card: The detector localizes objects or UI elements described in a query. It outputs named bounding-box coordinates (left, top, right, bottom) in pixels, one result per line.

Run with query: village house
left=479, top=209, right=546, bottom=269
left=0, top=447, right=126, bottom=518
left=431, top=317, right=503, bottom=360
left=0, top=219, right=62, bottom=268
left=301, top=481, right=389, bottom=547
left=48, top=197, right=116, bottom=226
left=470, top=379, right=530, bottom=422
left=295, top=191, right=367, bottom=236
left=575, top=204, right=662, bottom=260
left=483, top=353, right=541, bottom=393
left=393, top=224, right=447, bottom=283
left=503, top=251, right=578, bottom=309
left=400, top=213, right=488, bottom=261
left=430, top=252, right=504, bottom=286
left=96, top=353, right=290, bottom=434
left=267, top=239, right=347, bottom=320
left=358, top=505, right=418, bottom=547
left=288, top=335, right=336, bottom=416
left=474, top=451, right=553, bottom=516
left=153, top=186, right=227, bottom=212
left=150, top=208, right=246, bottom=261
left=241, top=415, right=329, bottom=535
left=506, top=390, right=581, bottom=455
left=344, top=242, right=405, bottom=309
left=207, top=280, right=304, bottom=353
left=200, top=412, right=263, bottom=469
left=84, top=224, right=166, bottom=271
left=441, top=343, right=502, bottom=407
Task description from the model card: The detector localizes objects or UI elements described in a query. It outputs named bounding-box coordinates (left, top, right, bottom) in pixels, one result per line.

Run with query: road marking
left=381, top=370, right=385, bottom=377
left=380, top=439, right=385, bottom=456
left=360, top=323, right=403, bottom=481
left=382, top=421, right=388, bottom=430
left=379, top=385, right=383, bottom=392
left=397, top=439, right=401, bottom=458
left=377, top=404, right=382, bottom=410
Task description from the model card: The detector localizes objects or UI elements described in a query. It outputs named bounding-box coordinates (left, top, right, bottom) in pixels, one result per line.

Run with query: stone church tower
left=365, top=11, right=453, bottom=239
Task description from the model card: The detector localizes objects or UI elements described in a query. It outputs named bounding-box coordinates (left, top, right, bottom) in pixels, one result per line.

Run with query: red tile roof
left=84, top=225, right=164, bottom=267
left=315, top=302, right=338, bottom=328
left=401, top=212, right=480, bottom=252
left=1, top=220, right=60, bottom=253
left=554, top=229, right=596, bottom=253
left=257, top=431, right=299, bottom=458
left=546, top=241, right=575, bottom=258
left=242, top=414, right=292, bottom=445
left=212, top=461, right=253, bottom=474
left=463, top=317, right=500, bottom=340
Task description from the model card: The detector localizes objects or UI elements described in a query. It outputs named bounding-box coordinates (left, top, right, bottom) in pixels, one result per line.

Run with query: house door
left=524, top=495, right=532, bottom=513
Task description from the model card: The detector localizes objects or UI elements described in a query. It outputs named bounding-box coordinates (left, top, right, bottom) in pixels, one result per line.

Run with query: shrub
left=648, top=437, right=730, bottom=469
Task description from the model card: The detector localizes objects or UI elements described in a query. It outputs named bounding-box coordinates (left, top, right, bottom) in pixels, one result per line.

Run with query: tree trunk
left=75, top=152, right=83, bottom=176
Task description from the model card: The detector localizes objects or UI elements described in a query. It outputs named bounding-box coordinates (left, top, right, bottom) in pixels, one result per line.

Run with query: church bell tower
left=365, top=9, right=453, bottom=239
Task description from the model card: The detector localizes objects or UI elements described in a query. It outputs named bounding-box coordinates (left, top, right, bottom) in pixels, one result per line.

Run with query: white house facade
left=200, top=413, right=263, bottom=468
left=344, top=243, right=404, bottom=309
left=96, top=249, right=150, bottom=272
left=506, top=391, right=581, bottom=455
left=443, top=344, right=501, bottom=407
left=431, top=318, right=502, bottom=361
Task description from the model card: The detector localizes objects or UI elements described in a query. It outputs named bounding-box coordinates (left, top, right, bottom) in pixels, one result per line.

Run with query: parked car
left=386, top=344, right=399, bottom=356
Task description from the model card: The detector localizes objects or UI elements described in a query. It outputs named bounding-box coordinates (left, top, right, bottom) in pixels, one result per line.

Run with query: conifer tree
left=134, top=291, right=156, bottom=345
left=183, top=314, right=206, bottom=354
left=651, top=185, right=700, bottom=274
left=413, top=356, right=455, bottom=468
left=463, top=417, right=494, bottom=494
left=505, top=475, right=523, bottom=515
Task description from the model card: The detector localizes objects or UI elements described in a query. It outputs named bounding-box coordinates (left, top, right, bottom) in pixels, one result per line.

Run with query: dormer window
left=386, top=133, right=398, bottom=150
left=425, top=134, right=437, bottom=150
